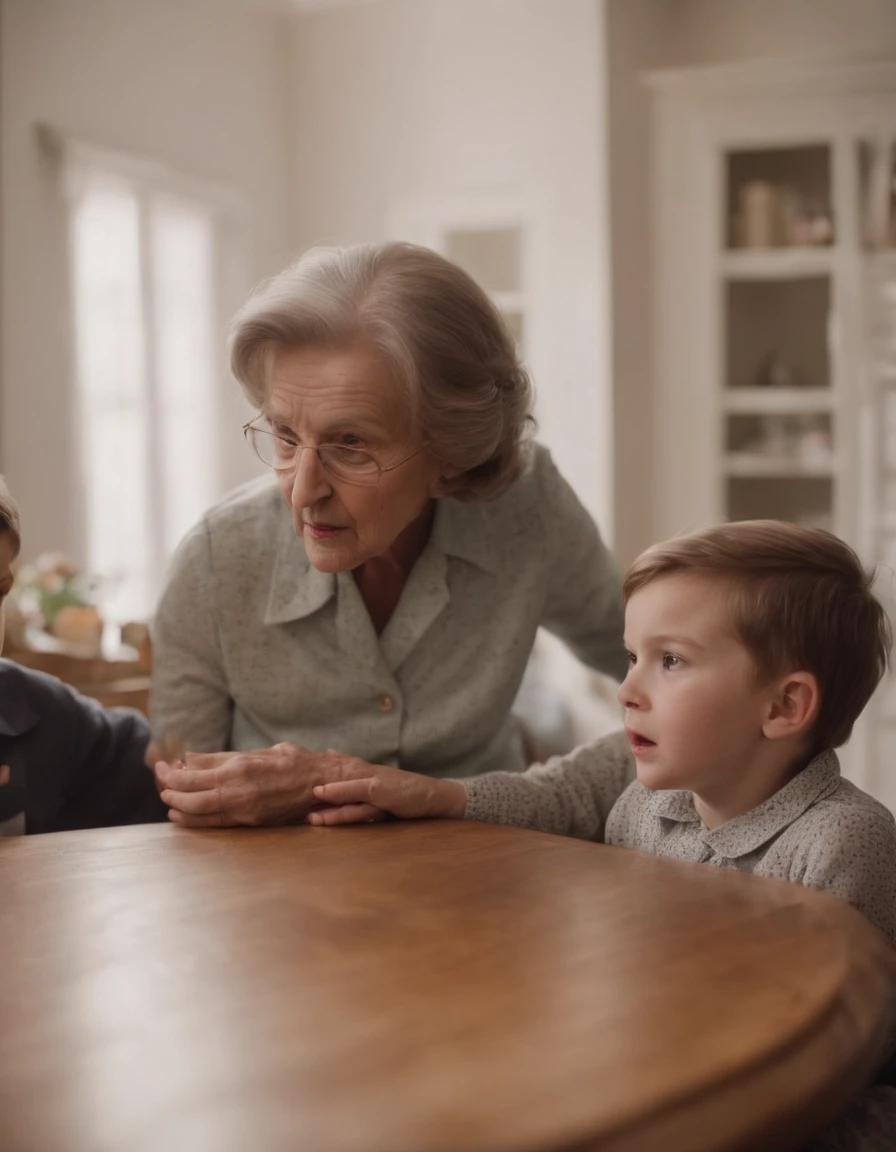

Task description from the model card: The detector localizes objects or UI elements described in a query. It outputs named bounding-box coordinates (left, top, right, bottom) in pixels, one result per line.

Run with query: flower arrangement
left=6, top=553, right=104, bottom=652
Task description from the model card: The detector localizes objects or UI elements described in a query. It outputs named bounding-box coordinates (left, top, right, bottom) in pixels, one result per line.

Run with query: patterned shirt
left=606, top=749, right=896, bottom=949
left=150, top=444, right=626, bottom=776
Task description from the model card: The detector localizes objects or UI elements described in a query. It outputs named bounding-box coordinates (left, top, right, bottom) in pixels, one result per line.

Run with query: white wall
left=607, top=0, right=896, bottom=564
left=290, top=0, right=615, bottom=538
left=661, top=0, right=896, bottom=66
left=0, top=0, right=295, bottom=561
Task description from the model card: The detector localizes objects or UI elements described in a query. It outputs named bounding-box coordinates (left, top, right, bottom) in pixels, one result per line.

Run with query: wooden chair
left=4, top=645, right=152, bottom=717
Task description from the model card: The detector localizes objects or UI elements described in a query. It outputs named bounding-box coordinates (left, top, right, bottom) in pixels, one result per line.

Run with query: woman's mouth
left=626, top=728, right=657, bottom=754
left=304, top=521, right=344, bottom=540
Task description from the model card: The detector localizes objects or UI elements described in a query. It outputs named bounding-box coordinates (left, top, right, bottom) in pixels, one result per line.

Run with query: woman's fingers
left=160, top=786, right=224, bottom=815
left=307, top=803, right=384, bottom=826
left=153, top=761, right=226, bottom=793
left=179, top=751, right=232, bottom=770
left=312, top=779, right=376, bottom=805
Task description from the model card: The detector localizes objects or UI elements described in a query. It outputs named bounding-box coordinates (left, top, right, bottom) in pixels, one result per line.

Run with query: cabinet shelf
left=720, top=248, right=834, bottom=280
left=722, top=387, right=833, bottom=414
left=724, top=453, right=837, bottom=478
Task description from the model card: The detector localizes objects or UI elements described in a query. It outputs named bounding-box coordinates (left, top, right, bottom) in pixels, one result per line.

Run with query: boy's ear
left=762, top=671, right=820, bottom=742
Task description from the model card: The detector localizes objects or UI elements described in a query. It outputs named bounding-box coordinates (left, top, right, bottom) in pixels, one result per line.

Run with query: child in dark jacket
left=0, top=475, right=165, bottom=835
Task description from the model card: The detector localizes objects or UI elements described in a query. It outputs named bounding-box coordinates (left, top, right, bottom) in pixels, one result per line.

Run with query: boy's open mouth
left=626, top=728, right=656, bottom=752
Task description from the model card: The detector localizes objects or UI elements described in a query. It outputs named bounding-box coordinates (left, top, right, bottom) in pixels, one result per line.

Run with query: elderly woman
left=151, top=241, right=625, bottom=827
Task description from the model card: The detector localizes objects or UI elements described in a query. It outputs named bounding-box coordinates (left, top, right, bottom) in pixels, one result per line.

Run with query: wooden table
left=1, top=821, right=893, bottom=1152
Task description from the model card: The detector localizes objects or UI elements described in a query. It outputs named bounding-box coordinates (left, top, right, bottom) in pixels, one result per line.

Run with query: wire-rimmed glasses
left=243, top=415, right=427, bottom=486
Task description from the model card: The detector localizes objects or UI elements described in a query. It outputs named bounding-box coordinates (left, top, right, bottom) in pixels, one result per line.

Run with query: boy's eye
left=624, top=648, right=636, bottom=666
left=662, top=653, right=682, bottom=671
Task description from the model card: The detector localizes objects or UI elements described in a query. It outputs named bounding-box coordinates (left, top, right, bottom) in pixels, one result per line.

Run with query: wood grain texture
left=1, top=820, right=893, bottom=1152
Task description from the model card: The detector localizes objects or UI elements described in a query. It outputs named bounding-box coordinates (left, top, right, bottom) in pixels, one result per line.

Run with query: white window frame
left=38, top=124, right=246, bottom=620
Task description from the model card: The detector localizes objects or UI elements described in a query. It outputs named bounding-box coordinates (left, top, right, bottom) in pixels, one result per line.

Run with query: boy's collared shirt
left=0, top=659, right=167, bottom=835
left=606, top=749, right=896, bottom=949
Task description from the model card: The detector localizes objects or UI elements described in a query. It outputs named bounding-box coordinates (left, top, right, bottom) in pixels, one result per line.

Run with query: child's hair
left=0, top=474, right=21, bottom=557
left=623, top=520, right=892, bottom=750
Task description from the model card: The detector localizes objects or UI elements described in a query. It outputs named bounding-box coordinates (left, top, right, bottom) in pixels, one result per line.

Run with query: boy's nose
left=617, top=671, right=645, bottom=711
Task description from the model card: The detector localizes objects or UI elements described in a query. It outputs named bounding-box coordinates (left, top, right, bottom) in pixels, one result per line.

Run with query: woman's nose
left=290, top=447, right=332, bottom=508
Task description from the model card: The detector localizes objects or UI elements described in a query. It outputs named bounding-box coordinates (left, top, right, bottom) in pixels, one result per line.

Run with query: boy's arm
left=9, top=666, right=167, bottom=833
left=51, top=697, right=168, bottom=832
left=311, top=730, right=635, bottom=841
left=462, top=730, right=634, bottom=839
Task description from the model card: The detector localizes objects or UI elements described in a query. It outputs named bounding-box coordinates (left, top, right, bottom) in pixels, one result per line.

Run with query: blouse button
left=378, top=695, right=394, bottom=713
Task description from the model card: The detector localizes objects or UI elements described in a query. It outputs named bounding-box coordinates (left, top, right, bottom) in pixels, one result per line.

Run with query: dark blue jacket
left=0, top=658, right=167, bottom=833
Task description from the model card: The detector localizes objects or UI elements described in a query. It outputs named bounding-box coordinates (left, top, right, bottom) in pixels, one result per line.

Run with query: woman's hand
left=153, top=743, right=378, bottom=828
left=308, top=766, right=467, bottom=825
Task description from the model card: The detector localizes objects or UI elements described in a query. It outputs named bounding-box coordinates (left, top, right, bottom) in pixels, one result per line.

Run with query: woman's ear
left=430, top=461, right=465, bottom=497
left=762, top=671, right=821, bottom=742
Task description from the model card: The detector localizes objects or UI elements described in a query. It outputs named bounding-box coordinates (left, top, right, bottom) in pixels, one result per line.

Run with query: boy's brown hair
left=0, top=474, right=21, bottom=557
left=623, top=520, right=892, bottom=750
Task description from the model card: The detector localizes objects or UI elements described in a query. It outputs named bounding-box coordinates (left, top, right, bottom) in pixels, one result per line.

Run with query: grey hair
left=0, top=474, right=21, bottom=556
left=228, top=241, right=536, bottom=501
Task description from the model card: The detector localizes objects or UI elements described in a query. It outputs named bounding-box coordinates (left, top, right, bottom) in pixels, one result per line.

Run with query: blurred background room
left=1, top=0, right=895, bottom=801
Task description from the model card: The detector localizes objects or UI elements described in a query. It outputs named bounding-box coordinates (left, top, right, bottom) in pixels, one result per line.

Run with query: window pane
left=151, top=197, right=217, bottom=557
left=71, top=183, right=152, bottom=620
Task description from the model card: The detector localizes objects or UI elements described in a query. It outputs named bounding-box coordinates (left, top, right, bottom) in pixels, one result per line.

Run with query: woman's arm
left=311, top=729, right=635, bottom=840
left=537, top=451, right=628, bottom=683
left=151, top=521, right=233, bottom=753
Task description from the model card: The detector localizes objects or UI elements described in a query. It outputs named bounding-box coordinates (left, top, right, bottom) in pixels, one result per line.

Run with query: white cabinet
left=649, top=59, right=896, bottom=803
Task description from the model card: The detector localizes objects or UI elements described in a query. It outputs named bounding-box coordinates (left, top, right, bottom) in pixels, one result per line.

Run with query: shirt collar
left=263, top=510, right=335, bottom=625
left=263, top=494, right=499, bottom=626
left=0, top=660, right=40, bottom=737
left=429, top=496, right=499, bottom=575
left=647, top=749, right=843, bottom=860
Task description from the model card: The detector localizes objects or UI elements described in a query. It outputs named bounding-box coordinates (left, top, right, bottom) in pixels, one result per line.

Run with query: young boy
left=309, top=520, right=896, bottom=1149
left=0, top=475, right=166, bottom=835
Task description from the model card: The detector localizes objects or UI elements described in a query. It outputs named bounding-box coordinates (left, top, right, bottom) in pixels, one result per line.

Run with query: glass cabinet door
left=863, top=250, right=896, bottom=802
left=721, top=144, right=836, bottom=531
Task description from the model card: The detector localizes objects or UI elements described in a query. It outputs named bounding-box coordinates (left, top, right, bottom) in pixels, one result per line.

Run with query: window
left=48, top=131, right=235, bottom=622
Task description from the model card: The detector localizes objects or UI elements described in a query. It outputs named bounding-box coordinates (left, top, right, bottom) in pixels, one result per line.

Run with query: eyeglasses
left=243, top=415, right=428, bottom=486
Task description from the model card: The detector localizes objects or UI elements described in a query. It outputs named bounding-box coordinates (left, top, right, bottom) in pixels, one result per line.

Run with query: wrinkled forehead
left=264, top=343, right=415, bottom=436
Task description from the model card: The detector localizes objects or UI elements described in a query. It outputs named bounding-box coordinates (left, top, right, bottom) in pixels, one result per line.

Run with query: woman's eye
left=625, top=649, right=636, bottom=666
left=662, top=653, right=681, bottom=671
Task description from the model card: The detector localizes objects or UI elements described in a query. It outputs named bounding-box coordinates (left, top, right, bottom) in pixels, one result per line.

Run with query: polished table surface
left=1, top=820, right=894, bottom=1152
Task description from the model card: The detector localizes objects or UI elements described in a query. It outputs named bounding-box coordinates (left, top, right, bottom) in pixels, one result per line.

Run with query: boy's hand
left=308, top=766, right=467, bottom=826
